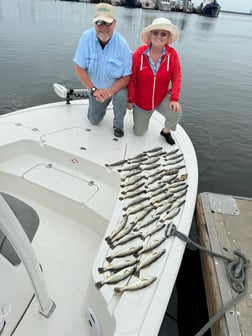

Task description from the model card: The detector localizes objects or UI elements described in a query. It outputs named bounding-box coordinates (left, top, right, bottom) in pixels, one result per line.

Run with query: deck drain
left=85, top=307, right=101, bottom=336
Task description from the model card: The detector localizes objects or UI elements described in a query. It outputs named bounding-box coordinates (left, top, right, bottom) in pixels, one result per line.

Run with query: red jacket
left=128, top=44, right=181, bottom=111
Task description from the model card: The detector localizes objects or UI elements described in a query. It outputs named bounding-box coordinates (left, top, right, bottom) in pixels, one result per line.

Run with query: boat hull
left=0, top=98, right=198, bottom=335
left=199, top=2, right=221, bottom=17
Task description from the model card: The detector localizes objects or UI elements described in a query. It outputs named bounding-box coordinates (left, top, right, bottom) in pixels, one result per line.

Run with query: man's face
left=95, top=20, right=116, bottom=43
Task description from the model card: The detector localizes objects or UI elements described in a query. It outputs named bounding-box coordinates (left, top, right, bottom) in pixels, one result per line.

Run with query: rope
left=166, top=223, right=250, bottom=336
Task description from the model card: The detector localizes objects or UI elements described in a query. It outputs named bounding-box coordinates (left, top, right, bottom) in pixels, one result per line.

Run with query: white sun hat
left=141, top=17, right=179, bottom=44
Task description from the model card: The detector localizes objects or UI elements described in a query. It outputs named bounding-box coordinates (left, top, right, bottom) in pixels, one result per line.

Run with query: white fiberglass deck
left=0, top=100, right=198, bottom=336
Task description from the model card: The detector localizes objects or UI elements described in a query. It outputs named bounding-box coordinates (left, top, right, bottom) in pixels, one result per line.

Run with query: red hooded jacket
left=128, top=44, right=181, bottom=111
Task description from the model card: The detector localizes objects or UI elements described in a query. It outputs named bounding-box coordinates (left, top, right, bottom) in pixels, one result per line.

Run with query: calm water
left=1, top=0, right=252, bottom=198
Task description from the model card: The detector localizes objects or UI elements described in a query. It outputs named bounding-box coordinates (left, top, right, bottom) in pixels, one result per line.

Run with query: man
left=73, top=3, right=132, bottom=138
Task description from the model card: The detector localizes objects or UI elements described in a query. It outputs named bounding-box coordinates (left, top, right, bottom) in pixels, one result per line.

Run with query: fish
left=153, top=203, right=172, bottom=217
left=123, top=195, right=150, bottom=211
left=161, top=168, right=179, bottom=176
left=173, top=173, right=188, bottom=182
left=114, top=276, right=157, bottom=293
left=160, top=207, right=181, bottom=222
left=172, top=189, right=187, bottom=199
left=145, top=174, right=163, bottom=186
left=162, top=157, right=184, bottom=166
left=98, top=257, right=137, bottom=274
left=119, top=189, right=146, bottom=201
left=164, top=153, right=183, bottom=161
left=105, top=216, right=128, bottom=243
left=137, top=236, right=166, bottom=256
left=169, top=184, right=188, bottom=193
left=120, top=169, right=142, bottom=181
left=120, top=174, right=145, bottom=188
left=127, top=156, right=148, bottom=164
left=135, top=249, right=166, bottom=276
left=121, top=181, right=145, bottom=195
left=133, top=216, right=159, bottom=231
left=149, top=186, right=169, bottom=198
left=105, top=159, right=128, bottom=167
left=141, top=222, right=166, bottom=240
left=169, top=181, right=187, bottom=188
left=118, top=163, right=140, bottom=172
left=143, top=147, right=163, bottom=153
left=140, top=163, right=161, bottom=171
left=169, top=164, right=186, bottom=171
left=147, top=182, right=167, bottom=193
left=125, top=203, right=148, bottom=217
left=145, top=168, right=164, bottom=179
left=147, top=150, right=167, bottom=158
left=158, top=174, right=178, bottom=184
left=106, top=244, right=143, bottom=263
left=140, top=157, right=160, bottom=165
left=127, top=153, right=148, bottom=161
left=166, top=148, right=180, bottom=156
left=108, top=223, right=135, bottom=245
left=134, top=205, right=155, bottom=223
left=151, top=191, right=174, bottom=205
left=110, top=232, right=142, bottom=249
left=168, top=199, right=186, bottom=212
left=95, top=266, right=136, bottom=290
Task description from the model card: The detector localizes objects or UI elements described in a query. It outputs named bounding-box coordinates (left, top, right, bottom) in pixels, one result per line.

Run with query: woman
left=128, top=18, right=182, bottom=145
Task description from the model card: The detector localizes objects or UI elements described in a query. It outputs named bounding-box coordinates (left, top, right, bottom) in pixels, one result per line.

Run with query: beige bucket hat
left=141, top=17, right=179, bottom=44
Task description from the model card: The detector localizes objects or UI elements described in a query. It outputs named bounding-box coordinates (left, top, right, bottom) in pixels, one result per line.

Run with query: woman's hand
left=169, top=101, right=181, bottom=113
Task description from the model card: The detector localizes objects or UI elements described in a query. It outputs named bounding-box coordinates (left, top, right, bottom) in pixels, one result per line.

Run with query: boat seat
left=0, top=192, right=39, bottom=266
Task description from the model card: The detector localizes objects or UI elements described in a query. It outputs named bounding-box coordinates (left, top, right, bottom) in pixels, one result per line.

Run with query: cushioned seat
left=0, top=193, right=39, bottom=265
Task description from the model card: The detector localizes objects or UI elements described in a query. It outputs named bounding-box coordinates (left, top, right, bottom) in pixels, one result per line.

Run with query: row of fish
left=95, top=147, right=188, bottom=293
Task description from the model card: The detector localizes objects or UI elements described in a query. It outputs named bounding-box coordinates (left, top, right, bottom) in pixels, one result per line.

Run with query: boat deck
left=0, top=99, right=198, bottom=336
left=196, top=192, right=252, bottom=336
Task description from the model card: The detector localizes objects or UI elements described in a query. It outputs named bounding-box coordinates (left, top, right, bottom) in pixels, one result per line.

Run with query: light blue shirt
left=73, top=28, right=132, bottom=89
left=145, top=46, right=166, bottom=75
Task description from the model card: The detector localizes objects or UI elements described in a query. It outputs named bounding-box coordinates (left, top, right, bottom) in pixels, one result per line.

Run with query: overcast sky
left=193, top=0, right=252, bottom=13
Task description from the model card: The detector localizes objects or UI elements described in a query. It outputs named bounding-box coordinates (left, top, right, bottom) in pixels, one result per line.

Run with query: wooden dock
left=196, top=193, right=252, bottom=336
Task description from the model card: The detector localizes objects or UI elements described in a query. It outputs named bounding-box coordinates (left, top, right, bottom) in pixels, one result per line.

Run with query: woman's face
left=150, top=30, right=170, bottom=46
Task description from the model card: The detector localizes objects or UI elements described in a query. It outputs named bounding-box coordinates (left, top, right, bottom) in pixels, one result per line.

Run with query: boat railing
left=0, top=194, right=56, bottom=319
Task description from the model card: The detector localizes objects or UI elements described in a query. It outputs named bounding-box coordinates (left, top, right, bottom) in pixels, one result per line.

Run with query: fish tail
left=106, top=256, right=113, bottom=263
left=133, top=251, right=140, bottom=258
left=114, top=287, right=123, bottom=294
left=98, top=267, right=104, bottom=273
left=95, top=281, right=104, bottom=290
left=105, top=236, right=111, bottom=244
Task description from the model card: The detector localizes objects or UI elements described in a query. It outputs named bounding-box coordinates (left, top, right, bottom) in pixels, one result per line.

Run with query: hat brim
left=141, top=23, right=179, bottom=44
left=93, top=16, right=114, bottom=24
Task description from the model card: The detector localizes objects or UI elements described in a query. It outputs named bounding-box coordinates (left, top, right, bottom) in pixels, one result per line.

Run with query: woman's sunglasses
left=95, top=20, right=113, bottom=27
left=152, top=31, right=168, bottom=38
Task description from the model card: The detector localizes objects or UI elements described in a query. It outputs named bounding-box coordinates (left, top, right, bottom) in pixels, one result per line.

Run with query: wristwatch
left=90, top=87, right=97, bottom=96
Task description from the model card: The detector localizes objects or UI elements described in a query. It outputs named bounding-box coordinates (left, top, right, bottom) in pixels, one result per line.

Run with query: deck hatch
left=23, top=163, right=98, bottom=204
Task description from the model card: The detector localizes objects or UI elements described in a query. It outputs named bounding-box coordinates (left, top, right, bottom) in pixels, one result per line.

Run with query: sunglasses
left=95, top=20, right=113, bottom=27
left=152, top=31, right=168, bottom=38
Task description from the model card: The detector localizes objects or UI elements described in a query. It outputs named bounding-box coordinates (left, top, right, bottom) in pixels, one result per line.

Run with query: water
left=1, top=1, right=251, bottom=334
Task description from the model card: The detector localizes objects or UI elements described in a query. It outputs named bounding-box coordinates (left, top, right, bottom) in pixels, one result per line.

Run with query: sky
left=193, top=0, right=252, bottom=13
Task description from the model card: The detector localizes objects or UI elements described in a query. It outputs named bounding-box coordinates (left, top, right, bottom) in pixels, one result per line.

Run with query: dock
left=196, top=192, right=252, bottom=336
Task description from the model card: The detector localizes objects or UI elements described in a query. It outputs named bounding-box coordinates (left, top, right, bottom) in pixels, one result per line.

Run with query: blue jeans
left=88, top=88, right=128, bottom=130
